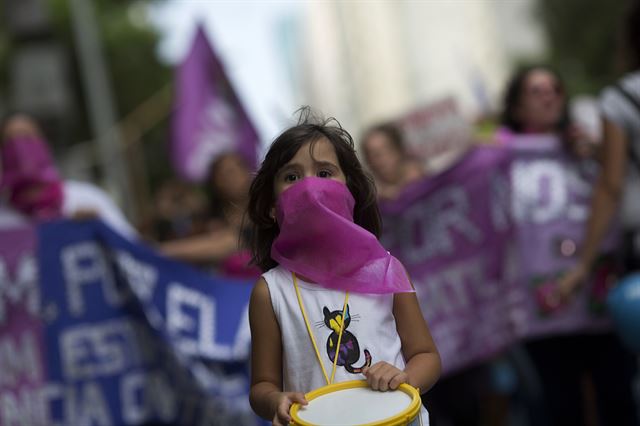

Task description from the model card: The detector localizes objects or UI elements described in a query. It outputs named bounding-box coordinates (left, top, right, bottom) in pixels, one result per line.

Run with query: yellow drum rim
left=290, top=379, right=421, bottom=426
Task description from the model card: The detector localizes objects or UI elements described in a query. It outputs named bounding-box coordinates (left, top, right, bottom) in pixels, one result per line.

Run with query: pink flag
left=172, top=25, right=259, bottom=181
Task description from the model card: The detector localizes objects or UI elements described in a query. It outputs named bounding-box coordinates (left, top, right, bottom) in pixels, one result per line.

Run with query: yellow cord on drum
left=293, top=272, right=348, bottom=386
left=293, top=272, right=423, bottom=425
left=330, top=292, right=349, bottom=384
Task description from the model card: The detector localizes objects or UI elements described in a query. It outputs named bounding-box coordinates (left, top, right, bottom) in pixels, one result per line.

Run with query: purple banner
left=171, top=25, right=259, bottom=182
left=504, top=136, right=613, bottom=339
left=381, top=146, right=514, bottom=375
left=0, top=224, right=46, bottom=424
left=381, top=139, right=615, bottom=376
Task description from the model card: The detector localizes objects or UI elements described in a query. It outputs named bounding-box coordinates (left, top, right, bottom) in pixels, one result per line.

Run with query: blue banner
left=2, top=219, right=262, bottom=426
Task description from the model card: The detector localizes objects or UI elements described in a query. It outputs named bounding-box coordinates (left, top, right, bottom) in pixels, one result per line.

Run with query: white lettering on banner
left=113, top=250, right=165, bottom=328
left=191, top=362, right=247, bottom=395
left=414, top=256, right=488, bottom=318
left=114, top=251, right=158, bottom=302
left=0, top=332, right=42, bottom=387
left=70, top=382, right=112, bottom=426
left=61, top=319, right=149, bottom=380
left=512, top=160, right=566, bottom=223
left=40, top=383, right=65, bottom=426
left=490, top=172, right=511, bottom=232
left=52, top=382, right=110, bottom=426
left=121, top=371, right=178, bottom=424
left=2, top=382, right=111, bottom=426
left=231, top=304, right=251, bottom=359
left=399, top=187, right=483, bottom=264
left=413, top=256, right=495, bottom=362
left=511, top=160, right=590, bottom=224
left=167, top=284, right=233, bottom=358
left=0, top=255, right=39, bottom=325
left=0, top=387, right=46, bottom=426
left=565, top=164, right=592, bottom=221
left=61, top=242, right=126, bottom=316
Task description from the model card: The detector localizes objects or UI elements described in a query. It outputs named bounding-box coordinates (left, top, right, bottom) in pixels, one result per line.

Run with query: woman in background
left=361, top=123, right=424, bottom=200
left=161, top=152, right=260, bottom=278
left=0, top=112, right=135, bottom=237
left=500, top=64, right=638, bottom=426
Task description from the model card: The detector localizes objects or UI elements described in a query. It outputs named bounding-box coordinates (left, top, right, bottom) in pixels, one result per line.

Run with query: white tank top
left=263, top=265, right=429, bottom=424
left=262, top=266, right=405, bottom=393
left=263, top=265, right=403, bottom=391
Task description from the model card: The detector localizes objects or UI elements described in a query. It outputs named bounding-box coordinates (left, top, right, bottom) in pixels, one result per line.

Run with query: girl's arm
left=249, top=278, right=307, bottom=424
left=363, top=290, right=441, bottom=393
left=393, top=291, right=441, bottom=392
left=557, top=117, right=628, bottom=299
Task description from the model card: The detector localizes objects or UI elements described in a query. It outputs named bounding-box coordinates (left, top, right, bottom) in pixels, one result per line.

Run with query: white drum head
left=297, top=386, right=413, bottom=425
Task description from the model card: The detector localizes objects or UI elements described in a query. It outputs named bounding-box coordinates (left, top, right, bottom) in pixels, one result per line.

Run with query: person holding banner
left=361, top=122, right=425, bottom=200
left=247, top=109, right=440, bottom=425
left=498, top=65, right=599, bottom=159
left=500, top=64, right=639, bottom=426
left=0, top=112, right=135, bottom=237
left=143, top=179, right=209, bottom=242
left=160, top=152, right=261, bottom=278
left=559, top=0, right=640, bottom=302
left=558, top=2, right=640, bottom=423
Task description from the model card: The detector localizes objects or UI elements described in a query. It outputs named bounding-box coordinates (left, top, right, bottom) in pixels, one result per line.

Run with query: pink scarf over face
left=271, top=177, right=413, bottom=294
left=0, top=137, right=63, bottom=220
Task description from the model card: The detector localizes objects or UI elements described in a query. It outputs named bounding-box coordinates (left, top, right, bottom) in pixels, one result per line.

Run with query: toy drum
left=290, top=380, right=423, bottom=426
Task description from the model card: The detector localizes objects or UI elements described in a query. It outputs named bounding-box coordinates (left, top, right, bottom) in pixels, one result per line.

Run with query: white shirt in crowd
left=0, top=180, right=135, bottom=238
left=600, top=71, right=640, bottom=230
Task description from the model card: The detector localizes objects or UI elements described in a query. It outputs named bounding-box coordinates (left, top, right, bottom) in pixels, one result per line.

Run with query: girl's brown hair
left=247, top=107, right=381, bottom=271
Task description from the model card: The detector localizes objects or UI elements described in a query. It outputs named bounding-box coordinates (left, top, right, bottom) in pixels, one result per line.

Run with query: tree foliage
left=49, top=0, right=173, bottom=205
left=536, top=0, right=629, bottom=95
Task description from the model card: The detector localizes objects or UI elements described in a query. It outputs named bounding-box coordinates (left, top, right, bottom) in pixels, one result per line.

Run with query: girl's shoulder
left=261, top=265, right=292, bottom=288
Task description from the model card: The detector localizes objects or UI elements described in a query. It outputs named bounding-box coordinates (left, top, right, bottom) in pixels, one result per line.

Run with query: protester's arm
left=249, top=278, right=307, bottom=425
left=364, top=291, right=441, bottom=393
left=558, top=117, right=629, bottom=298
left=160, top=228, right=238, bottom=264
left=63, top=181, right=137, bottom=238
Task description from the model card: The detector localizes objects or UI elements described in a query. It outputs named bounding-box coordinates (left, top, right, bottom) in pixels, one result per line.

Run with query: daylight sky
left=149, top=0, right=303, bottom=149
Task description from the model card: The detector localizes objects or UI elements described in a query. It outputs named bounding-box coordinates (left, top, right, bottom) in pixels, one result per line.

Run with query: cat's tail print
left=344, top=349, right=372, bottom=374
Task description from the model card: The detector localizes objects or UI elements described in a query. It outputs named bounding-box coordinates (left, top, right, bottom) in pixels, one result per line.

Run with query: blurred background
left=2, top=1, right=640, bottom=426
left=0, top=0, right=628, bottom=228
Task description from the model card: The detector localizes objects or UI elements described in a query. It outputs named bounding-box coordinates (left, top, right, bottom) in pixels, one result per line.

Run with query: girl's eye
left=318, top=170, right=332, bottom=178
left=284, top=173, right=299, bottom=182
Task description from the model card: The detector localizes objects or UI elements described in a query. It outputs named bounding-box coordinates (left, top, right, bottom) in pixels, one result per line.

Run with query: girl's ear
left=269, top=206, right=276, bottom=221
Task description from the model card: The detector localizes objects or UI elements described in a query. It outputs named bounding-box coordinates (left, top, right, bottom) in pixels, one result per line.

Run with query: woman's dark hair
left=361, top=122, right=406, bottom=159
left=205, top=152, right=249, bottom=221
left=500, top=65, right=569, bottom=133
left=247, top=107, right=381, bottom=271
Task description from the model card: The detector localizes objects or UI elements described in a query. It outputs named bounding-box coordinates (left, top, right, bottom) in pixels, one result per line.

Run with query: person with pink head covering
left=0, top=112, right=135, bottom=237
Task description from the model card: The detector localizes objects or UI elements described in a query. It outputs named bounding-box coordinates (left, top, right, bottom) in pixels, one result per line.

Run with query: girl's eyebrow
left=276, top=163, right=300, bottom=175
left=314, top=160, right=339, bottom=169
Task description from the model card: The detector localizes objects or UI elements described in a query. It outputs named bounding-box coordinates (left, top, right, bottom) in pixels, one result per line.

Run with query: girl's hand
left=272, top=391, right=307, bottom=426
left=363, top=361, right=409, bottom=391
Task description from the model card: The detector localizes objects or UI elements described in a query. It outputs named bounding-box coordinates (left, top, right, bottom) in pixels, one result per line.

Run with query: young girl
left=248, top=111, right=441, bottom=425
